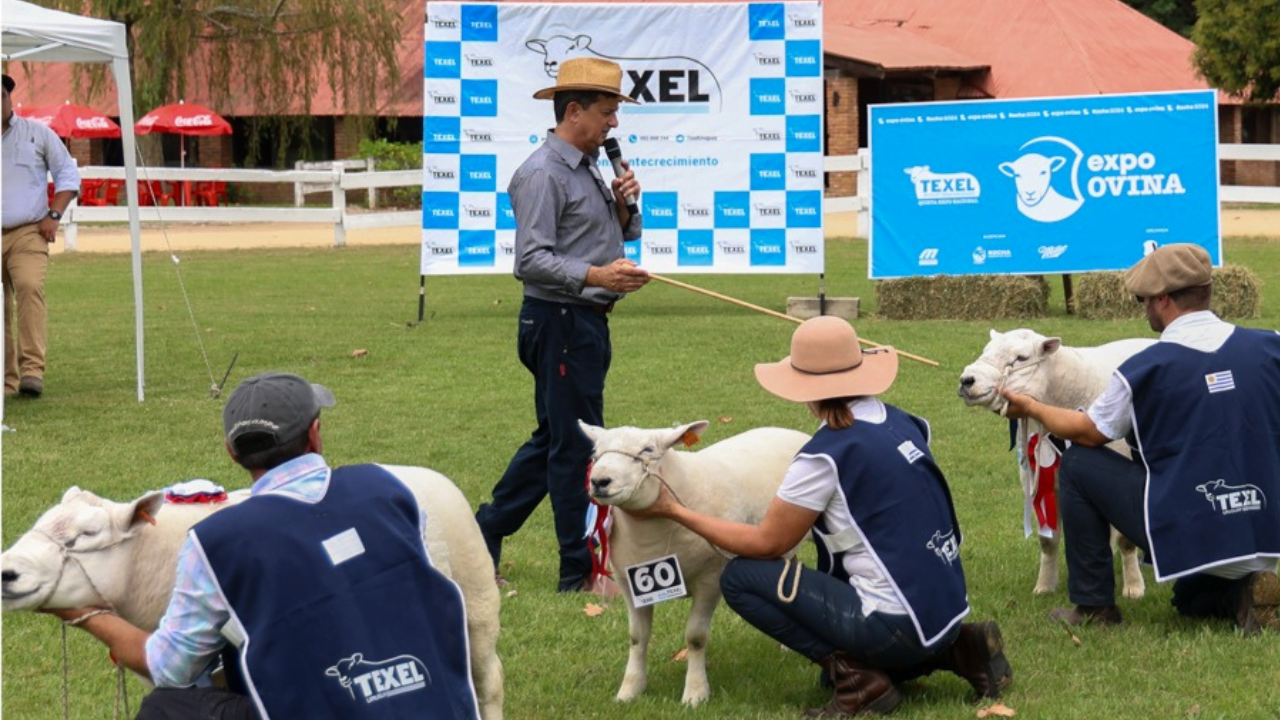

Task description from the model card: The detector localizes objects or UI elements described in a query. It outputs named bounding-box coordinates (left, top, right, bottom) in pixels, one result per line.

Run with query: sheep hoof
left=1032, top=583, right=1056, bottom=596
left=682, top=690, right=710, bottom=707
left=1122, top=585, right=1146, bottom=600
left=616, top=683, right=644, bottom=703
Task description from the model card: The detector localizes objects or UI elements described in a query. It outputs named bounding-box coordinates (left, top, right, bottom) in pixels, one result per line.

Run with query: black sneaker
left=18, top=376, right=42, bottom=398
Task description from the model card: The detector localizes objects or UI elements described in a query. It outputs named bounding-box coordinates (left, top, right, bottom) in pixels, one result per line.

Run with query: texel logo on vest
left=1195, top=479, right=1266, bottom=516
left=927, top=530, right=960, bottom=565
left=325, top=653, right=430, bottom=704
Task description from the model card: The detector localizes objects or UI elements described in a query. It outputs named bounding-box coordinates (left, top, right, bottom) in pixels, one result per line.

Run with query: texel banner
left=422, top=2, right=825, bottom=276
left=868, top=90, right=1220, bottom=279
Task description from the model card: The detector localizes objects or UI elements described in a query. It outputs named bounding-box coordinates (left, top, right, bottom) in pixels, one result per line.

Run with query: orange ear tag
left=138, top=509, right=157, bottom=526
left=680, top=431, right=700, bottom=448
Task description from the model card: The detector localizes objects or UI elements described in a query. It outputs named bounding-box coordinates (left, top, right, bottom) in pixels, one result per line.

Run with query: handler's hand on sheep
left=998, top=389, right=1039, bottom=419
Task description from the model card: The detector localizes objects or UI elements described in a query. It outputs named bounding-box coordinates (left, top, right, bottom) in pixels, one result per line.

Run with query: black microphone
left=602, top=138, right=640, bottom=218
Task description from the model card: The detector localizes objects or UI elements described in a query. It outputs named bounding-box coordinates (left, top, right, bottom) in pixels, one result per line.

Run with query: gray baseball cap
left=223, top=372, right=336, bottom=454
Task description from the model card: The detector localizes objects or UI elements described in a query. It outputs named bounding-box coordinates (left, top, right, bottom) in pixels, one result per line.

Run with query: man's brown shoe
left=804, top=652, right=901, bottom=718
left=942, top=622, right=1013, bottom=699
left=17, top=376, right=42, bottom=398
left=1049, top=604, right=1123, bottom=627
left=1236, top=570, right=1280, bottom=635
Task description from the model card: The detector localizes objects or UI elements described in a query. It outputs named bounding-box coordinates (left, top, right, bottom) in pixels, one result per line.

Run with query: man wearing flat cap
left=1003, top=244, right=1280, bottom=633
left=2, top=72, right=80, bottom=399
left=476, top=56, right=651, bottom=593
left=52, top=372, right=481, bottom=719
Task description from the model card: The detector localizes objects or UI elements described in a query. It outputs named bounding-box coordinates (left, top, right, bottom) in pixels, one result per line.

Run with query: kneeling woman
left=626, top=317, right=1012, bottom=716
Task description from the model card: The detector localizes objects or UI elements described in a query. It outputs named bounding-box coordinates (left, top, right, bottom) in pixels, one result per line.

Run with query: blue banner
left=868, top=90, right=1220, bottom=279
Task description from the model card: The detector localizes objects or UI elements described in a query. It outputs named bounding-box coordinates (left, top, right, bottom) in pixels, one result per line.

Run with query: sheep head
left=957, top=328, right=1062, bottom=413
left=578, top=420, right=710, bottom=511
left=1, top=487, right=164, bottom=613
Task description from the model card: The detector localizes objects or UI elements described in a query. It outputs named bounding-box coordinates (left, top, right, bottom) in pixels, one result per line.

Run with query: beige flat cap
left=1124, top=243, right=1213, bottom=297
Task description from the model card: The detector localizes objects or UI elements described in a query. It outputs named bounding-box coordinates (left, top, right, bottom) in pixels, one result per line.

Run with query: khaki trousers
left=2, top=223, right=50, bottom=393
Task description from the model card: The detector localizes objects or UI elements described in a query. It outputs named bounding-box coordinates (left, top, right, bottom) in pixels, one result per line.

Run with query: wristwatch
left=47, top=209, right=62, bottom=221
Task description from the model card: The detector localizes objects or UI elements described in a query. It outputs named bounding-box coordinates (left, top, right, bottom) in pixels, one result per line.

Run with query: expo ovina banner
left=422, top=2, right=825, bottom=276
left=868, top=90, right=1220, bottom=279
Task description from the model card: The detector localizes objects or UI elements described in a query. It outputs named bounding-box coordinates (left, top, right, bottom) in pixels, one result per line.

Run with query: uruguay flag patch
left=1205, top=370, right=1236, bottom=394
left=897, top=440, right=924, bottom=463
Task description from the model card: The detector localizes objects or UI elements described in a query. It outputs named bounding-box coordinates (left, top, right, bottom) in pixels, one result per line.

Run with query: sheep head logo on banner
left=998, top=136, right=1086, bottom=223
left=524, top=34, right=724, bottom=112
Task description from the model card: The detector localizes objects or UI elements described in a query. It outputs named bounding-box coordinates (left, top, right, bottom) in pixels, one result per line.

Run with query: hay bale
left=1074, top=264, right=1261, bottom=320
left=875, top=275, right=1050, bottom=320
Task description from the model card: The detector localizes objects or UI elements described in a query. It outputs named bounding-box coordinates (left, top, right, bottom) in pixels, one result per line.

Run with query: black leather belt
left=587, top=302, right=615, bottom=314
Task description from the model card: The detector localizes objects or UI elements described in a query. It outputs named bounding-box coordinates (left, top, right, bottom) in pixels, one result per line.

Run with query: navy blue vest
left=192, top=464, right=479, bottom=720
left=1120, top=328, right=1280, bottom=580
left=806, top=405, right=969, bottom=647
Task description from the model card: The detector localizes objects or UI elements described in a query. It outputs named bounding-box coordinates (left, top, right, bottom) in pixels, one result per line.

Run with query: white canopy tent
left=2, top=0, right=146, bottom=400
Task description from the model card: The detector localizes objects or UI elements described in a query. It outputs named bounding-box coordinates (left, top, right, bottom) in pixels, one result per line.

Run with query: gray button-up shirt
left=2, top=114, right=80, bottom=229
left=510, top=131, right=642, bottom=306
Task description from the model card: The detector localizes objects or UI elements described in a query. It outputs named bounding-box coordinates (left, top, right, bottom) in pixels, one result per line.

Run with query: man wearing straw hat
left=475, top=57, right=651, bottom=593
left=628, top=316, right=1013, bottom=716
left=1003, top=243, right=1280, bottom=633
left=2, top=72, right=80, bottom=399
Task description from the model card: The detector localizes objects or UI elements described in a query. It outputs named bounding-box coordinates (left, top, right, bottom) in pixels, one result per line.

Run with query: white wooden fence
left=62, top=143, right=1279, bottom=250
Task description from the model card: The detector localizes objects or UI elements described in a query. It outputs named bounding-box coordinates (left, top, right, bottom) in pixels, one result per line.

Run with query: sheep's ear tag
left=680, top=431, right=700, bottom=448
left=136, top=508, right=157, bottom=526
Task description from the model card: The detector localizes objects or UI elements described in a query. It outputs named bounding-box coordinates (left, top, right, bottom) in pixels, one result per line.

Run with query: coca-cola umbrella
left=16, top=101, right=121, bottom=139
left=136, top=100, right=233, bottom=204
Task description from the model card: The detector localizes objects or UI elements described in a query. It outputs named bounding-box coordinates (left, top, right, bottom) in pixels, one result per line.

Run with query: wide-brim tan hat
left=533, top=57, right=637, bottom=103
left=1123, top=243, right=1213, bottom=297
left=755, top=316, right=900, bottom=403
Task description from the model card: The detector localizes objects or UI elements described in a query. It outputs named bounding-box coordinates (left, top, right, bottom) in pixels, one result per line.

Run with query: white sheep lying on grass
left=579, top=419, right=809, bottom=707
left=957, top=328, right=1155, bottom=599
left=0, top=467, right=505, bottom=720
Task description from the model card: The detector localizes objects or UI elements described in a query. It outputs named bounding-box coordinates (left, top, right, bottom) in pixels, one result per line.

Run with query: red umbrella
left=16, top=101, right=122, bottom=139
left=135, top=100, right=233, bottom=138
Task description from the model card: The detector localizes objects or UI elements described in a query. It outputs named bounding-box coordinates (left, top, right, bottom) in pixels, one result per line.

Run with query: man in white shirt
left=1003, top=244, right=1280, bottom=633
left=2, top=72, right=80, bottom=398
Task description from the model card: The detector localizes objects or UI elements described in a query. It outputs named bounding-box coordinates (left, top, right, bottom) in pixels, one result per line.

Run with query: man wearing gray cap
left=1002, top=244, right=1280, bottom=633
left=52, top=372, right=480, bottom=719
left=2, top=72, right=80, bottom=398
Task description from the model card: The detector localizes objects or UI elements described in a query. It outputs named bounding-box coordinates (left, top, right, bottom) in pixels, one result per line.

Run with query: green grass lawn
left=3, top=236, right=1279, bottom=719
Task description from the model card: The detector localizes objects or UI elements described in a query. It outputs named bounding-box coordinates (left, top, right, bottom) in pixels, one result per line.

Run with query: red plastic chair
left=102, top=179, right=125, bottom=206
left=139, top=180, right=174, bottom=207
left=193, top=181, right=227, bottom=207
left=78, top=179, right=107, bottom=206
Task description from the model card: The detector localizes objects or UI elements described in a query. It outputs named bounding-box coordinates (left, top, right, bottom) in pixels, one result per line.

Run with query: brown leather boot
left=804, top=652, right=901, bottom=718
left=936, top=622, right=1014, bottom=699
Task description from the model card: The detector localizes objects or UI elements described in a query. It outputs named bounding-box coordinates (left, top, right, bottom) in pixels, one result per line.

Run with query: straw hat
left=533, top=57, right=637, bottom=103
left=755, top=316, right=899, bottom=403
left=1123, top=243, right=1212, bottom=298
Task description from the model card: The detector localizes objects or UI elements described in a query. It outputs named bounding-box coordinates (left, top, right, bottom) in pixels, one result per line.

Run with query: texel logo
left=462, top=129, right=493, bottom=143
left=498, top=240, right=515, bottom=257
left=1039, top=244, right=1068, bottom=259
left=678, top=230, right=713, bottom=267
left=904, top=166, right=981, bottom=203
left=789, top=89, right=818, bottom=104
left=496, top=193, right=515, bottom=230
left=462, top=80, right=497, bottom=117
left=753, top=53, right=783, bottom=67
left=422, top=192, right=458, bottom=229
left=751, top=154, right=786, bottom=191
left=465, top=54, right=494, bottom=68
left=789, top=239, right=818, bottom=254
left=644, top=192, right=678, bottom=230
left=749, top=4, right=786, bottom=40
left=427, top=90, right=456, bottom=106
left=525, top=35, right=722, bottom=111
left=927, top=530, right=960, bottom=565
left=918, top=248, right=939, bottom=266
left=427, top=244, right=455, bottom=256
left=998, top=136, right=1085, bottom=223
left=325, top=653, right=429, bottom=704
left=459, top=231, right=495, bottom=267
left=424, top=117, right=460, bottom=154
left=463, top=205, right=492, bottom=219
left=1195, top=479, right=1266, bottom=515
left=644, top=240, right=675, bottom=256
left=788, top=13, right=818, bottom=28
left=786, top=190, right=822, bottom=228
left=786, top=115, right=821, bottom=153
left=1205, top=370, right=1235, bottom=394
left=460, top=5, right=497, bottom=42
left=425, top=42, right=460, bottom=79
left=790, top=164, right=818, bottom=180
left=754, top=203, right=783, bottom=218
left=786, top=40, right=821, bottom=78
left=717, top=240, right=747, bottom=256
left=681, top=204, right=711, bottom=218
left=754, top=127, right=782, bottom=142
left=750, top=78, right=786, bottom=116
left=715, top=192, right=750, bottom=229
left=751, top=229, right=786, bottom=266
left=459, top=155, right=496, bottom=193
left=426, top=166, right=455, bottom=181
left=427, top=15, right=458, bottom=29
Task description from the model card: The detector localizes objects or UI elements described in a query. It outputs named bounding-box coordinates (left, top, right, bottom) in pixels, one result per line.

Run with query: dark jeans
left=475, top=296, right=611, bottom=591
left=1060, top=444, right=1252, bottom=617
left=720, top=557, right=955, bottom=671
left=135, top=688, right=258, bottom=720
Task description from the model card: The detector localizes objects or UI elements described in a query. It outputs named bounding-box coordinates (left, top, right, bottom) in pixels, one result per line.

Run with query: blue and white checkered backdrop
left=868, top=90, right=1220, bottom=279
left=422, top=1, right=825, bottom=276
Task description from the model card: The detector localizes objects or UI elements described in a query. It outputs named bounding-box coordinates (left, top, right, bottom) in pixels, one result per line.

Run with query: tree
left=49, top=0, right=403, bottom=151
left=1121, top=0, right=1198, bottom=37
left=1192, top=0, right=1280, bottom=101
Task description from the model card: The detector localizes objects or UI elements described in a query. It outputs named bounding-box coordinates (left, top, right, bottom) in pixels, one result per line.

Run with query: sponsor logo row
left=916, top=245, right=1070, bottom=267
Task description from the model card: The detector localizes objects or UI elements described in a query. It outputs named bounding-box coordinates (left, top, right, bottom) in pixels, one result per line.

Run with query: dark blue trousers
left=720, top=557, right=955, bottom=671
left=1060, top=444, right=1252, bottom=617
left=476, top=296, right=610, bottom=591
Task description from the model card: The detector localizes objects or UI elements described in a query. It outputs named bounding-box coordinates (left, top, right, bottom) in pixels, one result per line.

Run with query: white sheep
left=0, top=466, right=504, bottom=720
left=578, top=419, right=809, bottom=707
left=957, top=328, right=1155, bottom=598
